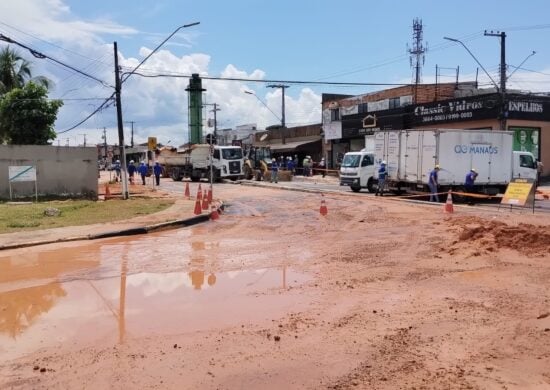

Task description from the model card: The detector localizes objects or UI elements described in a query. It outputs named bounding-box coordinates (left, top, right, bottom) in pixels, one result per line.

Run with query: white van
left=339, top=149, right=376, bottom=192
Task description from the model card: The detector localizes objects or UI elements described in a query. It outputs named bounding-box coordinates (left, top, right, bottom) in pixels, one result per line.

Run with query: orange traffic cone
left=193, top=195, right=202, bottom=215
left=202, top=189, right=209, bottom=210
left=444, top=190, right=454, bottom=213
left=207, top=188, right=213, bottom=203
left=210, top=203, right=219, bottom=220
left=319, top=195, right=328, bottom=216
left=198, top=183, right=202, bottom=194
left=184, top=182, right=190, bottom=199
left=104, top=183, right=112, bottom=200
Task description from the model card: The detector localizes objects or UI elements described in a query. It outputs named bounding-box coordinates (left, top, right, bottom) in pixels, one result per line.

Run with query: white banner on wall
left=323, top=121, right=342, bottom=140
left=8, top=165, right=38, bottom=201
left=9, top=165, right=36, bottom=182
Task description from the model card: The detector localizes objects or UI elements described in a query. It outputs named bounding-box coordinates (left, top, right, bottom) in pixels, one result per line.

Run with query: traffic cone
left=202, top=189, right=209, bottom=210
left=198, top=183, right=202, bottom=194
left=444, top=190, right=454, bottom=213
left=184, top=182, right=190, bottom=199
left=319, top=195, right=328, bottom=216
left=210, top=203, right=219, bottom=220
left=104, top=183, right=112, bottom=200
left=193, top=195, right=202, bottom=215
left=207, top=188, right=213, bottom=203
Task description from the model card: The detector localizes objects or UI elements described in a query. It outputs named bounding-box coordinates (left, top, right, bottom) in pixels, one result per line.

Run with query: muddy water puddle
left=0, top=229, right=313, bottom=361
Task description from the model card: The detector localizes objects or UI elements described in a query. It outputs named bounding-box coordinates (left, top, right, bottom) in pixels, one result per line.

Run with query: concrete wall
left=0, top=145, right=97, bottom=200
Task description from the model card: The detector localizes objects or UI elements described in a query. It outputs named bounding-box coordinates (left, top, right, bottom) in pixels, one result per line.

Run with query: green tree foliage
left=0, top=46, right=50, bottom=94
left=0, top=82, right=62, bottom=145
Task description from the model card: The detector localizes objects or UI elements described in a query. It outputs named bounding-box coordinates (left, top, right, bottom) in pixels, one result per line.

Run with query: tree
left=0, top=46, right=50, bottom=95
left=0, top=82, right=62, bottom=145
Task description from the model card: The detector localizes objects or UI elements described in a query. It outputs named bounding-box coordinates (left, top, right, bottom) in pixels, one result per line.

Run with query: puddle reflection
left=0, top=229, right=311, bottom=360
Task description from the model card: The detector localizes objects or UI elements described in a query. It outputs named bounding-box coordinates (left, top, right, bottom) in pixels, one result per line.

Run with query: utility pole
left=114, top=41, right=129, bottom=200
left=267, top=84, right=289, bottom=143
left=79, top=133, right=87, bottom=147
left=103, top=127, right=108, bottom=160
left=125, top=121, right=135, bottom=147
left=484, top=30, right=507, bottom=130
left=211, top=103, right=220, bottom=139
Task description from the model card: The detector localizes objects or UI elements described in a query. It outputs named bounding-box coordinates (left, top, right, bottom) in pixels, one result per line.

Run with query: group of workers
left=376, top=161, right=479, bottom=201
left=269, top=155, right=327, bottom=183
left=112, top=160, right=163, bottom=186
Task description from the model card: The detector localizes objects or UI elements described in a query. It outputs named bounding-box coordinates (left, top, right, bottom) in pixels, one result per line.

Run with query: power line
left=0, top=33, right=114, bottom=89
left=131, top=72, right=413, bottom=87
left=56, top=92, right=116, bottom=134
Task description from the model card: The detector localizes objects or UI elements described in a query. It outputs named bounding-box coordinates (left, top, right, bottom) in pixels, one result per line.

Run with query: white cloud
left=0, top=0, right=322, bottom=148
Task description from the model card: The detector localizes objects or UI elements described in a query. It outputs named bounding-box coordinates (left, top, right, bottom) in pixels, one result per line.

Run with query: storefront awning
left=267, top=138, right=321, bottom=153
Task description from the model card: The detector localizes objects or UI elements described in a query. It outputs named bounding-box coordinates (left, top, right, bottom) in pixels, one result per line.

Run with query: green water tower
left=186, top=73, right=206, bottom=144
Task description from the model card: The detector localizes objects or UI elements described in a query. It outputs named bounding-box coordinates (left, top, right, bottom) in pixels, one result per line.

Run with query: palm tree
left=0, top=46, right=50, bottom=94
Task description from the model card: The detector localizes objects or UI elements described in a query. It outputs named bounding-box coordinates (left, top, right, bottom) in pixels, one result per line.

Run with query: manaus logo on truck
left=454, top=145, right=499, bottom=154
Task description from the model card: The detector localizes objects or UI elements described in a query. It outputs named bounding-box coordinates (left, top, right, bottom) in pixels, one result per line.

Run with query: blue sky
left=1, top=0, right=550, bottom=146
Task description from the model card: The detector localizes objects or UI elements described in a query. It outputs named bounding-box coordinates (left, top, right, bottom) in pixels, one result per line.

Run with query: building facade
left=322, top=83, right=550, bottom=179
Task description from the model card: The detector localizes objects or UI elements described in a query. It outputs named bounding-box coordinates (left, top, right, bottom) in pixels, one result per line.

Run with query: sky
left=1, top=0, right=550, bottom=148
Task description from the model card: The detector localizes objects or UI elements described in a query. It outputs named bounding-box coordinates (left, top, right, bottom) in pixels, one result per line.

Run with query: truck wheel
left=171, top=169, right=182, bottom=182
left=366, top=178, right=376, bottom=193
left=351, top=184, right=361, bottom=192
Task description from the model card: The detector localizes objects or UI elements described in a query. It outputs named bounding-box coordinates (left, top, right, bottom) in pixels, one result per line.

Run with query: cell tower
left=408, top=18, right=427, bottom=101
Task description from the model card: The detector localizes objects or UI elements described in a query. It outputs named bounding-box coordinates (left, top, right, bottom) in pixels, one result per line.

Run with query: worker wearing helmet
left=270, top=158, right=279, bottom=183
left=376, top=160, right=387, bottom=197
left=428, top=164, right=441, bottom=202
left=464, top=168, right=478, bottom=194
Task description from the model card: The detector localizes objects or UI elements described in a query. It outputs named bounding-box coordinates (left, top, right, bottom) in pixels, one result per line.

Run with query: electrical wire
left=56, top=92, right=116, bottom=134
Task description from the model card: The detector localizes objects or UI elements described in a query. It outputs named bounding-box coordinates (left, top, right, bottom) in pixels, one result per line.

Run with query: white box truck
left=158, top=144, right=244, bottom=182
left=372, top=129, right=537, bottom=195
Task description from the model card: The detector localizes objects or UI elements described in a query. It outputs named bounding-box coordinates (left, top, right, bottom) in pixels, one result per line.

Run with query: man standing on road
left=270, top=158, right=279, bottom=183
left=114, top=160, right=121, bottom=182
left=376, top=161, right=387, bottom=197
left=428, top=165, right=440, bottom=202
left=153, top=162, right=162, bottom=186
left=464, top=168, right=478, bottom=193
left=138, top=161, right=148, bottom=185
left=319, top=157, right=326, bottom=178
left=128, top=160, right=136, bottom=185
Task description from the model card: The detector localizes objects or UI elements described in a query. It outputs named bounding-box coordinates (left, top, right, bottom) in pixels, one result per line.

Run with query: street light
left=443, top=37, right=499, bottom=91
left=243, top=90, right=281, bottom=123
left=114, top=22, right=200, bottom=199
left=444, top=36, right=508, bottom=130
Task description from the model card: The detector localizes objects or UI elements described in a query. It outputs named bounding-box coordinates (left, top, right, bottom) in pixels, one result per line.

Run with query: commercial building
left=322, top=83, right=549, bottom=179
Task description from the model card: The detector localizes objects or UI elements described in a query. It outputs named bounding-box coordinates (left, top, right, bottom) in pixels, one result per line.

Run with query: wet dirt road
left=1, top=185, right=550, bottom=389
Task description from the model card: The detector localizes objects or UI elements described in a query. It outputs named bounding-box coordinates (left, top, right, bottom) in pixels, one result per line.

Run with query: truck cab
left=210, top=146, right=244, bottom=180
left=512, top=151, right=538, bottom=181
left=339, top=150, right=376, bottom=192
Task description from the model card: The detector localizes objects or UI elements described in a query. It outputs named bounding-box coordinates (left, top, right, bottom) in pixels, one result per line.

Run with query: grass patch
left=0, top=198, right=175, bottom=234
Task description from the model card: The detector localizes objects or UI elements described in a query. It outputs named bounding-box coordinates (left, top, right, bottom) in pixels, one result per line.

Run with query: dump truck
left=372, top=129, right=538, bottom=195
left=157, top=144, right=244, bottom=182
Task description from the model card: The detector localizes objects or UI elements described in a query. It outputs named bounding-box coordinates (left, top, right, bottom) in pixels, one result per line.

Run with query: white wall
left=0, top=145, right=97, bottom=200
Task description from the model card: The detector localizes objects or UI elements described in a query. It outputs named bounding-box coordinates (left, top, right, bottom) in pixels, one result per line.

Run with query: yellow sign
left=148, top=137, right=157, bottom=151
left=501, top=180, right=534, bottom=207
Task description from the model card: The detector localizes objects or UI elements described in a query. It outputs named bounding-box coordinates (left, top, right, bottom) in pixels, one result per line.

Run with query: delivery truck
left=157, top=144, right=244, bottom=182
left=371, top=129, right=538, bottom=195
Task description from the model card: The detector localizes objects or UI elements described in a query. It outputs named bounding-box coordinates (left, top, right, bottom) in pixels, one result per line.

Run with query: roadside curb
left=0, top=204, right=224, bottom=251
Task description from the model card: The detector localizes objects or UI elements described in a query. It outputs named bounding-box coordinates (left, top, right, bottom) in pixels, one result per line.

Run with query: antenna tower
left=408, top=18, right=427, bottom=101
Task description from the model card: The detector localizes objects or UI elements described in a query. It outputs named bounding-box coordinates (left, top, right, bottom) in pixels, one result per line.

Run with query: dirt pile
left=448, top=216, right=550, bottom=257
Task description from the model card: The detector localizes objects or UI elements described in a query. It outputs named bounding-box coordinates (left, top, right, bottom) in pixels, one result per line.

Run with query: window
left=213, top=149, right=220, bottom=159
left=389, top=97, right=400, bottom=109
left=361, top=155, right=373, bottom=167
left=358, top=103, right=368, bottom=114
left=222, top=148, right=243, bottom=160
left=341, top=154, right=360, bottom=168
left=330, top=109, right=340, bottom=121
left=519, top=154, right=535, bottom=169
